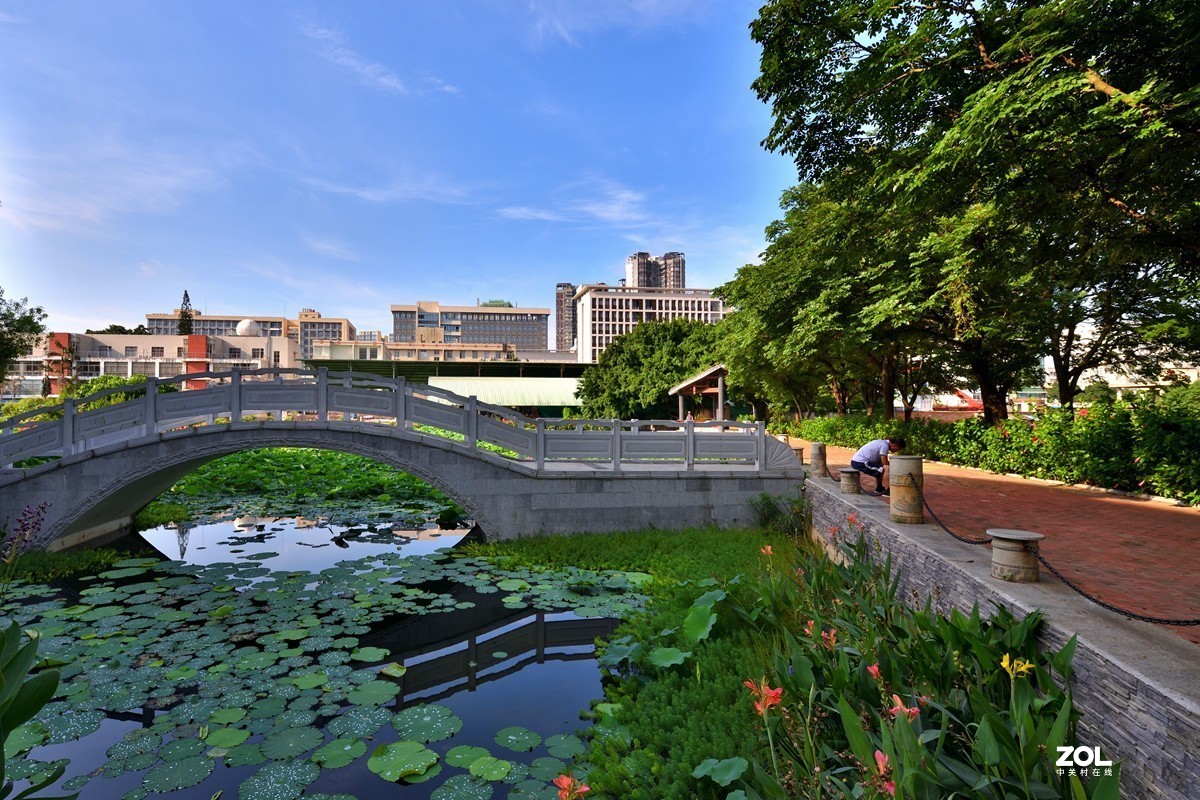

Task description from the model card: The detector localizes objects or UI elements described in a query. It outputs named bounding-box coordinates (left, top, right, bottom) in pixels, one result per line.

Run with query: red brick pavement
left=806, top=441, right=1200, bottom=646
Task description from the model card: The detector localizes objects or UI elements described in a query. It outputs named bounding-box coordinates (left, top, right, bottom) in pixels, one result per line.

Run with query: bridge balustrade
left=0, top=368, right=779, bottom=472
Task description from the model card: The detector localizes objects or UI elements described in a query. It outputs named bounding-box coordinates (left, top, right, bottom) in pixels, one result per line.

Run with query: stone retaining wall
left=805, top=476, right=1200, bottom=799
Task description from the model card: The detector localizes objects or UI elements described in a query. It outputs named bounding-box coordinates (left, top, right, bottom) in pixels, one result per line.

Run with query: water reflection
left=138, top=517, right=470, bottom=570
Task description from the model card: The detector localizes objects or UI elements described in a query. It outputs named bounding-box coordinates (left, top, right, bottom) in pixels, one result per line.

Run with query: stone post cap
left=985, top=528, right=1046, bottom=543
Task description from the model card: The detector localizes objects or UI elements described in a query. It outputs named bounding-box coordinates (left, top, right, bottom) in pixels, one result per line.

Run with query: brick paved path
left=805, top=441, right=1200, bottom=646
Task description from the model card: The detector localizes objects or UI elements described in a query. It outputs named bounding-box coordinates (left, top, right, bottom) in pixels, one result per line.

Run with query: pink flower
left=874, top=749, right=889, bottom=775
left=883, top=780, right=896, bottom=796
left=760, top=544, right=774, bottom=556
left=743, top=677, right=783, bottom=714
left=821, top=629, right=838, bottom=650
left=887, top=694, right=919, bottom=721
left=867, top=663, right=882, bottom=681
left=553, top=774, right=590, bottom=800
left=803, top=620, right=814, bottom=637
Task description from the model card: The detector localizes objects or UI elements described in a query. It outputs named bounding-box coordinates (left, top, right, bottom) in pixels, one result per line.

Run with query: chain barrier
left=818, top=455, right=1200, bottom=626
left=908, top=471, right=1200, bottom=626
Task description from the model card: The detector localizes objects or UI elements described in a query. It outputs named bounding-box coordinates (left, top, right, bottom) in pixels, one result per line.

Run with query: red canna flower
left=803, top=619, right=814, bottom=637
left=760, top=544, right=774, bottom=556
left=883, top=780, right=896, bottom=796
left=874, top=749, right=889, bottom=775
left=821, top=629, right=838, bottom=650
left=553, top=774, right=590, bottom=800
left=887, top=694, right=919, bottom=721
left=743, top=677, right=783, bottom=714
left=867, top=663, right=882, bottom=681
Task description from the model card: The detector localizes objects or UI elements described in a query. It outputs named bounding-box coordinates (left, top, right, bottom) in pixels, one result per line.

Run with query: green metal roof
left=428, top=377, right=580, bottom=408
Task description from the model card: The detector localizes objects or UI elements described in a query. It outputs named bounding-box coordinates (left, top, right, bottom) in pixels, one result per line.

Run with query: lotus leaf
left=311, top=737, right=366, bottom=768
left=236, top=651, right=279, bottom=671
left=160, top=736, right=207, bottom=761
left=142, top=754, right=214, bottom=792
left=209, top=708, right=247, bottom=725
left=346, top=679, right=400, bottom=706
left=468, top=755, right=512, bottom=781
left=249, top=697, right=288, bottom=718
left=205, top=726, right=251, bottom=748
left=379, top=662, right=407, bottom=679
left=62, top=774, right=91, bottom=791
left=236, top=759, right=320, bottom=800
left=42, top=709, right=104, bottom=744
left=692, top=756, right=749, bottom=787
left=445, top=745, right=491, bottom=768
left=122, top=788, right=149, bottom=800
left=529, top=756, right=568, bottom=782
left=223, top=743, right=268, bottom=767
left=494, top=726, right=541, bottom=752
left=276, top=708, right=318, bottom=729
left=507, top=779, right=558, bottom=800
left=392, top=704, right=462, bottom=742
left=351, top=646, right=389, bottom=662
left=165, top=665, right=198, bottom=680
left=366, top=740, right=438, bottom=782
left=502, top=762, right=531, bottom=784
left=4, top=722, right=48, bottom=758
left=99, top=567, right=150, bottom=579
left=646, top=646, right=690, bottom=667
left=544, top=734, right=587, bottom=760
left=328, top=706, right=392, bottom=738
left=431, top=774, right=494, bottom=800
left=401, top=760, right=443, bottom=784
left=262, top=726, right=325, bottom=760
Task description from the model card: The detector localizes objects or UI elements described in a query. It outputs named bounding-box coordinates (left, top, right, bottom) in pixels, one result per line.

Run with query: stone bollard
left=810, top=441, right=827, bottom=477
left=838, top=467, right=861, bottom=493
left=889, top=455, right=925, bottom=524
left=987, top=529, right=1045, bottom=582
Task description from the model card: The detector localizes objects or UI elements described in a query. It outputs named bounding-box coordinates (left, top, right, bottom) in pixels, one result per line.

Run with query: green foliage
left=783, top=396, right=1200, bottom=504
left=5, top=548, right=132, bottom=583
left=468, top=527, right=794, bottom=799
left=137, top=447, right=465, bottom=526
left=0, top=290, right=46, bottom=388
left=177, top=290, right=193, bottom=336
left=722, top=539, right=1114, bottom=799
left=577, top=319, right=720, bottom=419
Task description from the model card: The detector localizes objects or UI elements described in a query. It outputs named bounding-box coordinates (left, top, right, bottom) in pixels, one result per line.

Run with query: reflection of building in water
left=175, top=523, right=191, bottom=559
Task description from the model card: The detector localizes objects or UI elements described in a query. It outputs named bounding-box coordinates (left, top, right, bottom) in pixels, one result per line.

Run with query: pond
left=3, top=517, right=647, bottom=800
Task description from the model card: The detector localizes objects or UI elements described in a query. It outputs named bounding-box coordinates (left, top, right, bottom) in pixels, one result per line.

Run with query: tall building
left=145, top=308, right=355, bottom=361
left=574, top=284, right=725, bottom=363
left=623, top=251, right=686, bottom=289
left=555, top=283, right=577, bottom=352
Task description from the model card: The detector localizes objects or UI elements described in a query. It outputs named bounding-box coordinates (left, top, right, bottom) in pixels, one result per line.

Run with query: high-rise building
left=555, top=283, right=577, bottom=352
left=573, top=284, right=725, bottom=363
left=623, top=251, right=686, bottom=289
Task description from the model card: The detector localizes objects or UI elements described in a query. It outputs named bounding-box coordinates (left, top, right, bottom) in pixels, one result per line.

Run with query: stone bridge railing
left=1, top=368, right=792, bottom=473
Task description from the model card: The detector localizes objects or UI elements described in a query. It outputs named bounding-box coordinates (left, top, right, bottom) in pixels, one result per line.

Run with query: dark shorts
left=850, top=459, right=884, bottom=479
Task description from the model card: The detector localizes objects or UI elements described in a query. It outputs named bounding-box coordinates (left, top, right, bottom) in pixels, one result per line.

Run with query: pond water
left=3, top=518, right=644, bottom=800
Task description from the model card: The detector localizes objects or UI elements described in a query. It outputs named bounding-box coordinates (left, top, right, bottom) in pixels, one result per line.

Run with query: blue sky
left=1, top=1, right=796, bottom=336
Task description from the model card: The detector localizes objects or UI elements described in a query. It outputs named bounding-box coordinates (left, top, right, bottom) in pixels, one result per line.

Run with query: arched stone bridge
left=0, top=369, right=803, bottom=548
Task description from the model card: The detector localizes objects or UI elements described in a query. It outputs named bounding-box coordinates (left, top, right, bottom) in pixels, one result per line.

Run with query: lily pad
left=261, top=726, right=325, bottom=760
left=646, top=646, right=690, bottom=667
left=468, top=755, right=512, bottom=781
left=142, top=755, right=214, bottom=792
left=311, top=737, right=367, bottom=769
left=431, top=774, right=495, bottom=800
left=366, top=740, right=438, bottom=782
left=435, top=744, right=487, bottom=770
left=347, top=680, right=401, bottom=706
left=494, top=726, right=541, bottom=753
left=544, top=734, right=587, bottom=760
left=392, top=704, right=462, bottom=743
left=205, top=727, right=251, bottom=748
left=328, top=706, right=392, bottom=738
left=351, top=646, right=389, bottom=662
left=529, top=757, right=568, bottom=782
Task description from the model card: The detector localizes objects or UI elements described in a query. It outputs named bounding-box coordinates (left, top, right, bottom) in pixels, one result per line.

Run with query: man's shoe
left=871, top=487, right=886, bottom=496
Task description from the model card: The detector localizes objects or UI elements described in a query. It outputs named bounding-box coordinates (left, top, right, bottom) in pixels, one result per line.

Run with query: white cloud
left=302, top=174, right=470, bottom=205
left=300, top=22, right=408, bottom=95
left=497, top=206, right=567, bottom=222
left=498, top=176, right=654, bottom=227
left=301, top=235, right=359, bottom=261
left=521, top=0, right=714, bottom=45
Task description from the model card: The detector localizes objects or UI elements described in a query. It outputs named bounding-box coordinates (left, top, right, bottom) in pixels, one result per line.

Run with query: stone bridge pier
left=0, top=422, right=805, bottom=550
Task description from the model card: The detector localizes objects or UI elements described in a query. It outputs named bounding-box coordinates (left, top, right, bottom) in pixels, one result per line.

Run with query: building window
left=252, top=348, right=264, bottom=359
left=124, top=346, right=138, bottom=357
left=177, top=347, right=185, bottom=358
left=151, top=347, right=164, bottom=358
left=99, top=346, right=114, bottom=357
left=228, top=347, right=241, bottom=359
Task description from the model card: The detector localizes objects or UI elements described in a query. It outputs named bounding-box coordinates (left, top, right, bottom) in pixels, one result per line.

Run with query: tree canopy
left=735, top=0, right=1200, bottom=423
left=577, top=319, right=720, bottom=419
left=177, top=290, right=194, bottom=336
left=0, top=290, right=46, bottom=387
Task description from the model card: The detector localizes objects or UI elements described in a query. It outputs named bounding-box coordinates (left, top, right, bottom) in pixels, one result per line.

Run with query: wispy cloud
left=0, top=137, right=228, bottom=233
left=498, top=176, right=654, bottom=227
left=301, top=234, right=359, bottom=261
left=300, top=22, right=409, bottom=95
left=521, top=0, right=714, bottom=45
left=302, top=173, right=470, bottom=205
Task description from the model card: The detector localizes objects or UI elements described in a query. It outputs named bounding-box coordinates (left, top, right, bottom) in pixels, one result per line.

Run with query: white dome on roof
left=235, top=319, right=261, bottom=336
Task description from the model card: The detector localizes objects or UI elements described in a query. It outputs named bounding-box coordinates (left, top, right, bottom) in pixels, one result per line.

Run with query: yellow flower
left=1001, top=653, right=1034, bottom=679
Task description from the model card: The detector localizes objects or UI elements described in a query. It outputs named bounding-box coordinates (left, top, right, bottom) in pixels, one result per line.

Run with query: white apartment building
left=573, top=284, right=726, bottom=363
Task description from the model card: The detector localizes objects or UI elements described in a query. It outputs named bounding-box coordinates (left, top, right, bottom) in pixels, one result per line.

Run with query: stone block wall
left=805, top=476, right=1200, bottom=800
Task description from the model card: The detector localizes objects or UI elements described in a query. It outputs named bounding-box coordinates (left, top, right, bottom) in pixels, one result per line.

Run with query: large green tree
left=177, top=290, right=194, bottom=336
left=748, top=0, right=1200, bottom=422
left=577, top=319, right=720, bottom=420
left=0, top=290, right=46, bottom=387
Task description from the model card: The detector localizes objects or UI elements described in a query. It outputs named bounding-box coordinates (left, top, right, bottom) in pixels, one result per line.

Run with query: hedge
left=775, top=387, right=1200, bottom=506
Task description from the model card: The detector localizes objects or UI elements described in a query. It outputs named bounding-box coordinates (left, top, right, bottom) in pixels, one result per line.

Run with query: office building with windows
left=624, top=251, right=685, bottom=289
left=555, top=283, right=577, bottom=353
left=573, top=284, right=725, bottom=363
left=145, top=308, right=354, bottom=361
left=391, top=301, right=548, bottom=352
